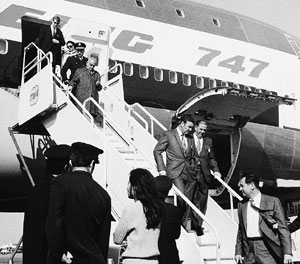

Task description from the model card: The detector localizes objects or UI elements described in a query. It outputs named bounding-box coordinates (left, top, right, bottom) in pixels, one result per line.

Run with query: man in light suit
left=36, top=16, right=65, bottom=71
left=184, top=120, right=221, bottom=236
left=153, top=114, right=194, bottom=209
left=235, top=173, right=292, bottom=264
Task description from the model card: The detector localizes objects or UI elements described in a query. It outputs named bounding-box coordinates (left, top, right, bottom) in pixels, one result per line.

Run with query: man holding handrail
left=183, top=120, right=221, bottom=236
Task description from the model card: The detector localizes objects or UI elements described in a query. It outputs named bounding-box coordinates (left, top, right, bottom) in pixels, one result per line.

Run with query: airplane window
left=212, top=18, right=221, bottom=27
left=175, top=9, right=185, bottom=18
left=233, top=83, right=240, bottom=89
left=169, top=71, right=178, bottom=84
left=109, top=60, right=118, bottom=73
left=196, top=76, right=204, bottom=89
left=154, top=68, right=163, bottom=81
left=221, top=80, right=228, bottom=87
left=139, top=65, right=149, bottom=79
left=182, top=73, right=191, bottom=86
left=0, top=39, right=8, bottom=55
left=124, top=63, right=133, bottom=76
left=135, top=0, right=145, bottom=8
left=209, top=78, right=216, bottom=88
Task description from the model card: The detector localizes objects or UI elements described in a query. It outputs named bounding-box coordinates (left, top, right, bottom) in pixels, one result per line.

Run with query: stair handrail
left=100, top=65, right=167, bottom=136
left=214, top=176, right=242, bottom=221
left=7, top=127, right=36, bottom=264
left=22, top=42, right=52, bottom=85
left=172, top=185, right=221, bottom=264
left=131, top=102, right=167, bottom=135
left=100, top=61, right=123, bottom=78
left=214, top=176, right=242, bottom=201
left=54, top=64, right=223, bottom=264
left=82, top=97, right=156, bottom=168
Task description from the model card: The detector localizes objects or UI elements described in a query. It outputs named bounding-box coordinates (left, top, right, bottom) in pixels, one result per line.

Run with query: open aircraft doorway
left=175, top=85, right=296, bottom=208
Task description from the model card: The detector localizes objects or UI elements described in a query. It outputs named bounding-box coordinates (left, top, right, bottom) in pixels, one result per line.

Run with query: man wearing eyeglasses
left=61, top=42, right=88, bottom=84
left=68, top=57, right=102, bottom=119
left=183, top=120, right=221, bottom=236
left=35, top=16, right=65, bottom=72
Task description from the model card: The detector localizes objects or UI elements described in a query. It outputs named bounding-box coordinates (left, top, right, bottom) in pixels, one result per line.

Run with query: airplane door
left=175, top=86, right=296, bottom=197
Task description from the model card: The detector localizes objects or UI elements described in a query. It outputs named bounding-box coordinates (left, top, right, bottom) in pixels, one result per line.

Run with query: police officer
left=61, top=42, right=88, bottom=84
left=46, top=142, right=111, bottom=264
left=23, top=144, right=72, bottom=264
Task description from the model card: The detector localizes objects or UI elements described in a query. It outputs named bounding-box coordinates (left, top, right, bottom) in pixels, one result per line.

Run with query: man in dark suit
left=235, top=173, right=292, bottom=264
left=23, top=144, right=71, bottom=264
left=46, top=142, right=111, bottom=264
left=36, top=16, right=65, bottom=72
left=184, top=120, right=221, bottom=236
left=61, top=42, right=88, bottom=84
left=153, top=114, right=194, bottom=194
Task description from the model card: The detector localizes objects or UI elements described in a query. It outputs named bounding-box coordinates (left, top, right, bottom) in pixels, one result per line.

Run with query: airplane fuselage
left=1, top=0, right=300, bottom=211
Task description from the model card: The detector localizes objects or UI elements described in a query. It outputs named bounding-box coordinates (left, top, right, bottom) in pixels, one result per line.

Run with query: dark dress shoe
left=196, top=226, right=204, bottom=236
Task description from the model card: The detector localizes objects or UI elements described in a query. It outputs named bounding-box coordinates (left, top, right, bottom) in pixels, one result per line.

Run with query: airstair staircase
left=12, top=42, right=241, bottom=264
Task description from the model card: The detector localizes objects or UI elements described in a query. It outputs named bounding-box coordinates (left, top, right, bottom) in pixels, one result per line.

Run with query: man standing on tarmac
left=46, top=142, right=111, bottom=264
left=23, top=144, right=72, bottom=264
left=235, top=173, right=292, bottom=264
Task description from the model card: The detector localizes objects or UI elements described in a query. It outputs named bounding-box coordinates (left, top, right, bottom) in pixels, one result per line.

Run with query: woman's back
left=113, top=201, right=160, bottom=260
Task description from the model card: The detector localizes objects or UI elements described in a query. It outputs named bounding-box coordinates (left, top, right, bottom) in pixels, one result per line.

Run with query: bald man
left=69, top=57, right=102, bottom=117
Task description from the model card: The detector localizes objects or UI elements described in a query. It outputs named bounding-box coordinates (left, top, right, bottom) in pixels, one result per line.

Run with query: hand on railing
left=213, top=171, right=222, bottom=179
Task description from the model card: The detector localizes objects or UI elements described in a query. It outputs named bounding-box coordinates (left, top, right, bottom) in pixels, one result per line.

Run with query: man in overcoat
left=68, top=57, right=102, bottom=117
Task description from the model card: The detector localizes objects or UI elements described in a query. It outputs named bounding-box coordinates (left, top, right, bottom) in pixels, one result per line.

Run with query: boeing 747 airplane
left=1, top=0, right=300, bottom=214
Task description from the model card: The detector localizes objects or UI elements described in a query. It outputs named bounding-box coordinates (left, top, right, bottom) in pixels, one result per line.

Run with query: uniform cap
left=44, top=144, right=72, bottom=162
left=71, top=142, right=103, bottom=163
left=75, top=42, right=86, bottom=50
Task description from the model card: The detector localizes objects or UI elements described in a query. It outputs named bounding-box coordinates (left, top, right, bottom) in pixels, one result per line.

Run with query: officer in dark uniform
left=61, top=42, right=88, bottom=84
left=46, top=142, right=111, bottom=264
left=23, top=144, right=72, bottom=264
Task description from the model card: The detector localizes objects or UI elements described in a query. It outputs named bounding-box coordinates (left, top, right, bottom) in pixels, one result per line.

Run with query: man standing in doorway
left=36, top=16, right=65, bottom=72
left=235, top=173, right=292, bottom=264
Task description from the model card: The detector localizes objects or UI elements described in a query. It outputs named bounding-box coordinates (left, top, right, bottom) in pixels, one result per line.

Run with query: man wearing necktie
left=153, top=114, right=194, bottom=213
left=183, top=120, right=221, bottom=236
left=35, top=16, right=65, bottom=72
left=235, top=173, right=292, bottom=264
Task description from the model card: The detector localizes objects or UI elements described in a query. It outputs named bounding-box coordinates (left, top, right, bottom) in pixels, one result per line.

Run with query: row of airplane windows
left=110, top=61, right=226, bottom=89
left=134, top=0, right=221, bottom=27
left=109, top=61, right=281, bottom=98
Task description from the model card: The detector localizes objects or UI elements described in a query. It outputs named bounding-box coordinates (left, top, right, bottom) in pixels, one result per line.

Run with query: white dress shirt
left=193, top=133, right=203, bottom=155
left=247, top=192, right=262, bottom=238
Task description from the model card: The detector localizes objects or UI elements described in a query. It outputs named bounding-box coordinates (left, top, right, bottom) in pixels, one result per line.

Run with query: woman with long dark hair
left=113, top=168, right=164, bottom=264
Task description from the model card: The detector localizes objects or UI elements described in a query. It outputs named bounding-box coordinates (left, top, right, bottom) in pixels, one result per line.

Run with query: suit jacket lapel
left=241, top=202, right=248, bottom=232
left=174, top=130, right=185, bottom=155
